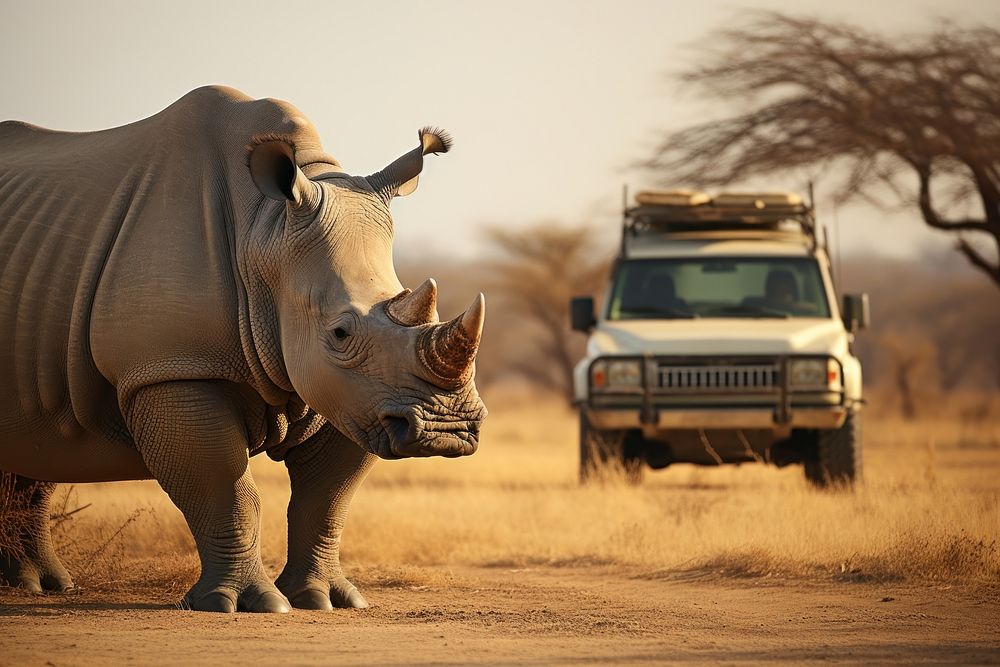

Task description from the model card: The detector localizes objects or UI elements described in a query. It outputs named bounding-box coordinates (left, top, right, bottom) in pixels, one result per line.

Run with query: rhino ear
left=249, top=140, right=314, bottom=206
left=396, top=175, right=420, bottom=198
left=366, top=127, right=452, bottom=202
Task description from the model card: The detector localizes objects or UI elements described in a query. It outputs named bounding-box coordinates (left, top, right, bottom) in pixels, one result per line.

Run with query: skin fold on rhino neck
left=237, top=178, right=384, bottom=387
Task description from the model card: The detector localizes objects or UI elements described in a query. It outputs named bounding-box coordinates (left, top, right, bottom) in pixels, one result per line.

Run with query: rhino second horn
left=461, top=292, right=485, bottom=342
left=417, top=294, right=486, bottom=388
left=387, top=278, right=439, bottom=326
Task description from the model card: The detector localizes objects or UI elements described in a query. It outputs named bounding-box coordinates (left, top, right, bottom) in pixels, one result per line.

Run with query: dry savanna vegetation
left=20, top=387, right=999, bottom=599
left=3, top=385, right=998, bottom=664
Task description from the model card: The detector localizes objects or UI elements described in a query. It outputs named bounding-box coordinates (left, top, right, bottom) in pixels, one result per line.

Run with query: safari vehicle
left=570, top=190, right=869, bottom=487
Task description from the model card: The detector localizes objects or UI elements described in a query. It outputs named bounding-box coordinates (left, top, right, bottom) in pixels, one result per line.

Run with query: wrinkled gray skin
left=0, top=86, right=487, bottom=612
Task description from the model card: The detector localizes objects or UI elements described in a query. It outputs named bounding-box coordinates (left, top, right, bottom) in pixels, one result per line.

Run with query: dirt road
left=3, top=564, right=997, bottom=665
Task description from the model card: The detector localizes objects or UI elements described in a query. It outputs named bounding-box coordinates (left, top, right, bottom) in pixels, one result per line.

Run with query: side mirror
left=570, top=296, right=596, bottom=332
left=842, top=293, right=870, bottom=333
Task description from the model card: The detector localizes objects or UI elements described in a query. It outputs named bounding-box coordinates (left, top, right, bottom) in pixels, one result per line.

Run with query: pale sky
left=3, top=0, right=997, bottom=265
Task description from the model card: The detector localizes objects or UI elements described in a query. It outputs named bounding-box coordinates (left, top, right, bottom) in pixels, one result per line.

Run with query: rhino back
left=0, top=119, right=136, bottom=441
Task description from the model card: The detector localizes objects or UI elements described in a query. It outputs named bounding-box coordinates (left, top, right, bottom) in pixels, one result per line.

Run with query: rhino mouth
left=376, top=405, right=483, bottom=460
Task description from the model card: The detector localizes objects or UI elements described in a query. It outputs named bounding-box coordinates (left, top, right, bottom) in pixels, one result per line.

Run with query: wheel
left=579, top=411, right=643, bottom=484
left=804, top=410, right=862, bottom=488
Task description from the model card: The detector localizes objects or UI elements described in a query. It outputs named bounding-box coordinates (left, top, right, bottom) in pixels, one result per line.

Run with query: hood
left=589, top=318, right=848, bottom=357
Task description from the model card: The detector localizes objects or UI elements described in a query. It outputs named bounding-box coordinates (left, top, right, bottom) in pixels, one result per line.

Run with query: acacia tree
left=485, top=223, right=609, bottom=403
left=645, top=12, right=1000, bottom=286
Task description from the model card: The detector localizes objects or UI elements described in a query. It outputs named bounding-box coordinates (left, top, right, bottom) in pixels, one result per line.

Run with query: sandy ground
left=2, top=394, right=999, bottom=665
left=2, top=565, right=998, bottom=665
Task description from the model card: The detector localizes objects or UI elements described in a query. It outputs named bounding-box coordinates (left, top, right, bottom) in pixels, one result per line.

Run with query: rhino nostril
left=381, top=413, right=419, bottom=452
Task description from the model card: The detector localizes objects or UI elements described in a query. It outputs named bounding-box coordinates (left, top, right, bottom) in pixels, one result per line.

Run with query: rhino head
left=246, top=128, right=486, bottom=460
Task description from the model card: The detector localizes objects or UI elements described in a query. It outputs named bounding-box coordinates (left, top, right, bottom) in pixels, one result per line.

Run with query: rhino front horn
left=387, top=278, right=440, bottom=326
left=417, top=294, right=485, bottom=389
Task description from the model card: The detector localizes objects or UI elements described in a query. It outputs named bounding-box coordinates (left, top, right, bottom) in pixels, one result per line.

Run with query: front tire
left=804, top=411, right=862, bottom=488
left=579, top=411, right=642, bottom=484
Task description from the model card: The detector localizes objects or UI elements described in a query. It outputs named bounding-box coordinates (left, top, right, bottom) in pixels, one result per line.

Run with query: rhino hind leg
left=276, top=424, right=376, bottom=610
left=0, top=472, right=74, bottom=593
left=128, top=382, right=289, bottom=613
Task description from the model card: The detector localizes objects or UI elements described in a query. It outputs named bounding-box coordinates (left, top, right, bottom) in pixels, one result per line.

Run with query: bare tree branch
left=644, top=11, right=1000, bottom=285
left=916, top=163, right=991, bottom=233
left=957, top=237, right=1000, bottom=287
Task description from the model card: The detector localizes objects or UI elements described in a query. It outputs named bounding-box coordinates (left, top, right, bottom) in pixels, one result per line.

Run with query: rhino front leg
left=0, top=472, right=74, bottom=592
left=275, top=424, right=376, bottom=610
left=128, top=382, right=288, bottom=613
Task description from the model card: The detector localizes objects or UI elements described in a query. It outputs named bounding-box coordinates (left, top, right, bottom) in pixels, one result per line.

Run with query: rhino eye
left=325, top=313, right=363, bottom=365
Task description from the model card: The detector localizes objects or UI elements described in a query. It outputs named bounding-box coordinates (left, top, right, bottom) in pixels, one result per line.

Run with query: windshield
left=607, top=257, right=831, bottom=320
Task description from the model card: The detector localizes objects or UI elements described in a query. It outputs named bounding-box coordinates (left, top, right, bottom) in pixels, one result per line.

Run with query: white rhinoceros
left=0, top=85, right=487, bottom=612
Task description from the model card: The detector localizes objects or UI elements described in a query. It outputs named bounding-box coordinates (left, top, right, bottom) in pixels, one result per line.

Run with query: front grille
left=657, top=363, right=779, bottom=393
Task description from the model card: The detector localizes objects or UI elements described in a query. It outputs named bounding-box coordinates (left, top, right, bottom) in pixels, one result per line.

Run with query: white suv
left=571, top=191, right=869, bottom=487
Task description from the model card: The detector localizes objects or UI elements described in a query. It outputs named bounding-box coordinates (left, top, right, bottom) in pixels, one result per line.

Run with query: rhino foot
left=0, top=474, right=73, bottom=594
left=181, top=581, right=290, bottom=613
left=278, top=575, right=369, bottom=610
left=0, top=551, right=74, bottom=593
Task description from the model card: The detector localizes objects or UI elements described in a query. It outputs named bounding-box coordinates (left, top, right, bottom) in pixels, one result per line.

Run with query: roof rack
left=621, top=189, right=819, bottom=253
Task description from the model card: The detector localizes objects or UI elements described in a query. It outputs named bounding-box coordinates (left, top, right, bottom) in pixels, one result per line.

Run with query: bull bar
left=584, top=354, right=848, bottom=433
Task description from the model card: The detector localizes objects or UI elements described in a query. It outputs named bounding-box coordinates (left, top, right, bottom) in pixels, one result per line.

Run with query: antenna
left=620, top=183, right=629, bottom=256
left=805, top=178, right=821, bottom=251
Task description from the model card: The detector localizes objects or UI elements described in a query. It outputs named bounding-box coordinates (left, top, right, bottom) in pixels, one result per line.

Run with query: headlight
left=608, top=360, right=642, bottom=386
left=789, top=358, right=841, bottom=389
left=591, top=359, right=642, bottom=389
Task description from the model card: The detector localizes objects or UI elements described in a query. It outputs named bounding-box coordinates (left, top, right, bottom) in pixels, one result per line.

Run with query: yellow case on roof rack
left=634, top=190, right=712, bottom=207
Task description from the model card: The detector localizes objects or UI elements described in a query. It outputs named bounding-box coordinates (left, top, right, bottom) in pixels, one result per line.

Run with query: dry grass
left=0, top=474, right=28, bottom=558
left=47, top=389, right=1000, bottom=596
